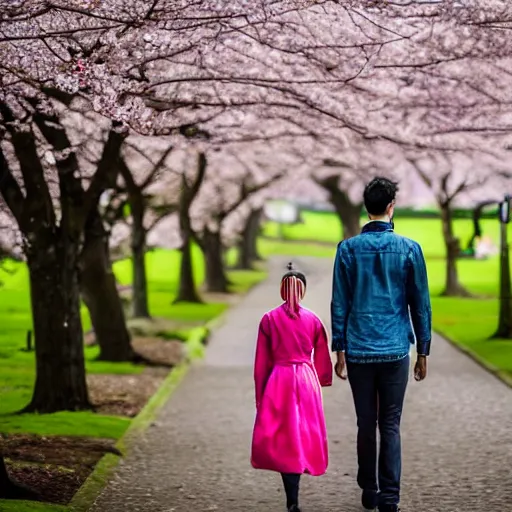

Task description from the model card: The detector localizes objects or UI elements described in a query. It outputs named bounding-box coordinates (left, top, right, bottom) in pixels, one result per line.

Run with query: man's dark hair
left=363, top=177, right=399, bottom=216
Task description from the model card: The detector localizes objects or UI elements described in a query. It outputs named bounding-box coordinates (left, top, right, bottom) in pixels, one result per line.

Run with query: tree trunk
left=332, top=193, right=363, bottom=240
left=440, top=202, right=470, bottom=297
left=237, top=233, right=253, bottom=271
left=173, top=155, right=206, bottom=304
left=493, top=221, right=512, bottom=338
left=131, top=218, right=150, bottom=318
left=80, top=209, right=134, bottom=362
left=175, top=236, right=202, bottom=303
left=249, top=208, right=264, bottom=261
left=25, top=233, right=90, bottom=413
left=237, top=208, right=263, bottom=269
left=174, top=185, right=202, bottom=303
left=203, top=228, right=230, bottom=293
left=321, top=181, right=362, bottom=239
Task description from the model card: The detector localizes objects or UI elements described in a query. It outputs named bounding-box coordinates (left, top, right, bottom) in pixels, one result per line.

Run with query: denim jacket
left=331, top=221, right=432, bottom=363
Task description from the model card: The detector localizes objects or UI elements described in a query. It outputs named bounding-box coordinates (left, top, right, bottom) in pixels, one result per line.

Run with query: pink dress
left=251, top=304, right=332, bottom=476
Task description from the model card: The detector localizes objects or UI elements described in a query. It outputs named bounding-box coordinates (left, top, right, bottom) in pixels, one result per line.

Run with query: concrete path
left=91, top=257, right=512, bottom=512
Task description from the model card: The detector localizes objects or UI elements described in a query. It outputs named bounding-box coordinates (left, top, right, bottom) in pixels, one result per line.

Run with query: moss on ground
left=0, top=502, right=69, bottom=512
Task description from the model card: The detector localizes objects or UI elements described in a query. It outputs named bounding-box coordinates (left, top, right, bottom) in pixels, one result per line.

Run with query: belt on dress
left=274, top=361, right=311, bottom=367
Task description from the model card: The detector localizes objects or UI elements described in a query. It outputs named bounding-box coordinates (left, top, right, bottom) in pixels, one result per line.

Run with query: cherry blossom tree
left=189, top=147, right=283, bottom=293
left=118, top=137, right=176, bottom=317
left=313, top=162, right=366, bottom=240
left=80, top=203, right=137, bottom=362
left=408, top=149, right=511, bottom=296
left=303, top=135, right=403, bottom=239
left=48, top=110, right=139, bottom=364
left=3, top=0, right=473, bottom=146
left=3, top=0, right=512, bottom=418
left=174, top=151, right=206, bottom=303
left=0, top=96, right=129, bottom=412
left=3, top=0, right=510, bottom=145
left=1, top=1, right=356, bottom=138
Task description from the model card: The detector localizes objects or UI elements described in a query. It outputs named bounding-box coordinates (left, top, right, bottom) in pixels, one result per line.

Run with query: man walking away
left=331, top=177, right=432, bottom=512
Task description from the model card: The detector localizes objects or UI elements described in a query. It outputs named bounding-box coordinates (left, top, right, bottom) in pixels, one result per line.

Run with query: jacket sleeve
left=331, top=242, right=352, bottom=353
left=406, top=242, right=432, bottom=355
left=254, top=314, right=273, bottom=409
left=314, top=318, right=333, bottom=387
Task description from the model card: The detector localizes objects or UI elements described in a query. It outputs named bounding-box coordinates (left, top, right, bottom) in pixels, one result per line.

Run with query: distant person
left=475, top=235, right=497, bottom=259
left=331, top=177, right=432, bottom=512
left=251, top=263, right=332, bottom=512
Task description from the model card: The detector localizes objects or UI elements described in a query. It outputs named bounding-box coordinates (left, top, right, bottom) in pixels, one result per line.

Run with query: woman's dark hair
left=363, top=177, right=399, bottom=216
left=282, top=262, right=306, bottom=287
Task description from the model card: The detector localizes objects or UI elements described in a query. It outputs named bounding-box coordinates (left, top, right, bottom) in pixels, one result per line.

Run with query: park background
left=2, top=2, right=512, bottom=511
left=1, top=187, right=511, bottom=511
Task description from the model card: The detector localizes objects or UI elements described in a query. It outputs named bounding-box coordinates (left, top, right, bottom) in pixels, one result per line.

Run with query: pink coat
left=251, top=304, right=332, bottom=476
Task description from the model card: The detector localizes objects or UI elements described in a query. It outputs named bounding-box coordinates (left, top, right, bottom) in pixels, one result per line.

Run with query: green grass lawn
left=0, top=211, right=509, bottom=510
left=0, top=247, right=266, bottom=440
left=1, top=212, right=509, bottom=437
left=263, top=210, right=505, bottom=259
left=264, top=210, right=512, bottom=381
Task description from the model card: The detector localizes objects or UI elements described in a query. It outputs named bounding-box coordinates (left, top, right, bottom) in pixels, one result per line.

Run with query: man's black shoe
left=362, top=490, right=378, bottom=510
left=288, top=505, right=301, bottom=512
left=378, top=506, right=400, bottom=512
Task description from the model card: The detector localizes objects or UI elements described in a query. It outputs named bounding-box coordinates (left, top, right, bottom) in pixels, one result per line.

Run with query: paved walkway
left=92, top=257, right=512, bottom=512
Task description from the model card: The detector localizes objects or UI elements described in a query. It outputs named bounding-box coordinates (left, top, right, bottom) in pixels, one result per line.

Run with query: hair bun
left=287, top=262, right=293, bottom=271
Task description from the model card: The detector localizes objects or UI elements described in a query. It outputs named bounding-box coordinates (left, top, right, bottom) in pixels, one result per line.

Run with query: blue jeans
left=347, top=356, right=409, bottom=507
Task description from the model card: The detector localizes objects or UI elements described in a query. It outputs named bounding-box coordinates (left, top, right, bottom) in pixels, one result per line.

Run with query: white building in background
left=264, top=200, right=301, bottom=224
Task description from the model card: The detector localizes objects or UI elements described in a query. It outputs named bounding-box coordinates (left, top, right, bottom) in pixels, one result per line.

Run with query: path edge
left=68, top=269, right=268, bottom=511
left=437, top=330, right=512, bottom=389
left=69, top=326, right=208, bottom=512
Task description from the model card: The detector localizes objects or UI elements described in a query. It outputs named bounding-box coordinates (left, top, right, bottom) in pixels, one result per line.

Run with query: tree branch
left=190, top=152, right=207, bottom=199
left=219, top=173, right=283, bottom=221
left=140, top=145, right=174, bottom=190
left=147, top=200, right=178, bottom=231
left=83, top=127, right=127, bottom=221
left=408, top=158, right=433, bottom=189
left=182, top=153, right=207, bottom=250
left=0, top=102, right=55, bottom=230
left=0, top=148, right=25, bottom=226
left=31, top=106, right=85, bottom=233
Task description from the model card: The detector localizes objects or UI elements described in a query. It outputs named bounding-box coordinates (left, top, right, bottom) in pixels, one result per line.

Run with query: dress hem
left=251, top=461, right=327, bottom=477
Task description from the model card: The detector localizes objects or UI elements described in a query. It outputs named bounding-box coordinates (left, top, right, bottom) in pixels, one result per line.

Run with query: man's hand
left=334, top=352, right=347, bottom=380
left=414, top=355, right=427, bottom=381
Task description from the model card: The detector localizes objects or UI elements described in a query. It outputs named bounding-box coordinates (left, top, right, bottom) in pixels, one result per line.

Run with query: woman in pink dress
left=251, top=263, right=332, bottom=512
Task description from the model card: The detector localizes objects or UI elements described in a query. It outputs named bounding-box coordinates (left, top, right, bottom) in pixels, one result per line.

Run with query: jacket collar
left=361, top=220, right=393, bottom=234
